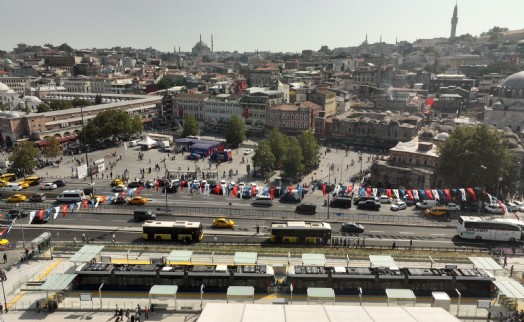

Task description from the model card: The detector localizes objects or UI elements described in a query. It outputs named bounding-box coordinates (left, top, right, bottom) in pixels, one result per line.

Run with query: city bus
left=457, top=216, right=522, bottom=242
left=0, top=173, right=17, bottom=182
left=142, top=220, right=203, bottom=242
left=270, top=221, right=331, bottom=244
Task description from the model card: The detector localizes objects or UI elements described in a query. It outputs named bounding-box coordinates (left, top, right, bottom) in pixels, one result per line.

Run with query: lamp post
left=327, top=163, right=331, bottom=220
left=0, top=268, right=7, bottom=312
left=15, top=205, right=26, bottom=248
left=80, top=106, right=93, bottom=183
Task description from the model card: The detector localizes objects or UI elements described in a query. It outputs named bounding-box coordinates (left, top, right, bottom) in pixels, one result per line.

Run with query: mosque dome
left=500, top=71, right=524, bottom=89
left=0, top=82, right=9, bottom=91
left=435, top=132, right=450, bottom=141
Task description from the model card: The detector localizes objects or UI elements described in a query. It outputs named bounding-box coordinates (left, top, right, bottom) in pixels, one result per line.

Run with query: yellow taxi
left=111, top=179, right=124, bottom=187
left=7, top=194, right=27, bottom=202
left=212, top=218, right=235, bottom=229
left=17, top=181, right=30, bottom=189
left=424, top=206, right=451, bottom=217
left=128, top=196, right=147, bottom=205
left=0, top=239, right=8, bottom=246
left=89, top=195, right=107, bottom=203
left=0, top=180, right=8, bottom=187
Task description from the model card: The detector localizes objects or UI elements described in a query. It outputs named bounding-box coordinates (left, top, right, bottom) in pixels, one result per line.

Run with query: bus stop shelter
left=302, top=254, right=326, bottom=266
left=234, top=252, right=258, bottom=265
left=469, top=257, right=503, bottom=271
left=23, top=273, right=78, bottom=300
left=369, top=255, right=397, bottom=268
left=386, top=289, right=416, bottom=306
left=307, top=288, right=335, bottom=304
left=149, top=285, right=178, bottom=308
left=493, top=280, right=524, bottom=299
left=166, top=250, right=193, bottom=264
left=227, top=286, right=255, bottom=303
left=69, top=245, right=105, bottom=264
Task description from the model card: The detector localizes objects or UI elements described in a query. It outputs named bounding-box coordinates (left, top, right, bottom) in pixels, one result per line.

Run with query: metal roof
left=493, top=280, right=524, bottom=299
left=40, top=274, right=77, bottom=291
left=302, top=253, right=326, bottom=266
left=307, top=288, right=335, bottom=299
left=234, top=252, right=258, bottom=265
left=149, top=285, right=178, bottom=296
left=369, top=255, right=396, bottom=268
left=386, top=289, right=416, bottom=300
left=469, top=257, right=503, bottom=270
left=167, top=250, right=193, bottom=263
left=69, top=245, right=105, bottom=263
left=227, top=286, right=254, bottom=297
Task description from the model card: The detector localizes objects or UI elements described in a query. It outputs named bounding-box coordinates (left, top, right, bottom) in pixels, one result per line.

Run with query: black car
left=295, top=202, right=317, bottom=215
left=128, top=181, right=143, bottom=188
left=329, top=197, right=352, bottom=209
left=29, top=193, right=46, bottom=202
left=111, top=197, right=128, bottom=205
left=279, top=192, right=301, bottom=203
left=353, top=196, right=377, bottom=206
left=341, top=222, right=365, bottom=233
left=7, top=209, right=30, bottom=219
left=53, top=180, right=66, bottom=187
left=162, top=186, right=178, bottom=193
left=356, top=200, right=381, bottom=211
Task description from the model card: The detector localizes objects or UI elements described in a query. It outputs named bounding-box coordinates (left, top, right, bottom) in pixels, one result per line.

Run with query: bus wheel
left=510, top=238, right=516, bottom=242
left=475, top=236, right=482, bottom=240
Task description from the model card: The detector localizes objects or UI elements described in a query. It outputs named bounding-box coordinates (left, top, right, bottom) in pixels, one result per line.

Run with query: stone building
left=240, top=90, right=285, bottom=128
left=431, top=94, right=463, bottom=118
left=266, top=101, right=321, bottom=135
left=308, top=90, right=336, bottom=117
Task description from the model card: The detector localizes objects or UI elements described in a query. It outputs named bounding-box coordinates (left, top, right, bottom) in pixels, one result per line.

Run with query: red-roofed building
left=266, top=101, right=321, bottom=135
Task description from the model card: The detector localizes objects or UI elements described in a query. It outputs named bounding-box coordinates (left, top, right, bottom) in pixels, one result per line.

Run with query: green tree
left=299, top=130, right=321, bottom=171
left=282, top=137, right=304, bottom=179
left=58, top=43, right=74, bottom=53
left=479, top=62, right=520, bottom=75
left=49, top=100, right=74, bottom=111
left=436, top=125, right=518, bottom=195
left=9, top=142, right=40, bottom=172
left=318, top=45, right=331, bottom=54
left=42, top=136, right=62, bottom=159
left=71, top=98, right=92, bottom=107
left=224, top=114, right=246, bottom=147
left=157, top=77, right=175, bottom=90
left=182, top=114, right=200, bottom=137
left=267, top=128, right=288, bottom=168
left=95, top=94, right=102, bottom=105
left=252, top=140, right=275, bottom=175
left=78, top=109, right=143, bottom=144
left=37, top=103, right=50, bottom=113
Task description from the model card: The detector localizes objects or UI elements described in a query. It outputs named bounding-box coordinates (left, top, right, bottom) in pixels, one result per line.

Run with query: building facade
left=266, top=101, right=321, bottom=135
left=308, top=90, right=337, bottom=117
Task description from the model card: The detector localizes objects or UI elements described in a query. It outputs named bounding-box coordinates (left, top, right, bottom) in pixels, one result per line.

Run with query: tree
left=42, top=136, right=62, bottom=159
left=267, top=128, right=288, bottom=168
left=37, top=103, right=50, bottom=113
left=71, top=98, right=92, bottom=107
left=78, top=109, right=143, bottom=144
left=49, top=100, right=74, bottom=111
left=479, top=62, right=520, bottom=75
left=224, top=114, right=246, bottom=147
left=58, top=43, right=74, bottom=53
left=252, top=140, right=275, bottom=175
left=299, top=130, right=321, bottom=171
left=436, top=125, right=518, bottom=195
left=157, top=77, right=175, bottom=90
left=9, top=142, right=40, bottom=172
left=182, top=114, right=200, bottom=137
left=282, top=137, right=304, bottom=179
left=95, top=94, right=102, bottom=105
left=481, top=26, right=509, bottom=43
left=318, top=45, right=331, bottom=54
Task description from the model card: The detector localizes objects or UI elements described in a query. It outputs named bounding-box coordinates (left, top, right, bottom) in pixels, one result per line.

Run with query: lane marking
left=369, top=230, right=384, bottom=233
left=430, top=233, right=446, bottom=236
left=399, top=232, right=415, bottom=235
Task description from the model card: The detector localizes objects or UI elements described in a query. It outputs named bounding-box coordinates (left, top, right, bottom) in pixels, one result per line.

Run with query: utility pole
left=80, top=106, right=93, bottom=183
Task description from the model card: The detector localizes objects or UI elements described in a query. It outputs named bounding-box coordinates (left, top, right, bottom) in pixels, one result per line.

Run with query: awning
left=302, top=253, right=326, bottom=266
left=386, top=289, right=416, bottom=306
left=149, top=285, right=178, bottom=308
left=307, top=287, right=335, bottom=304
left=227, top=286, right=255, bottom=303
left=40, top=274, right=77, bottom=291
left=469, top=257, right=503, bottom=270
left=493, top=280, right=524, bottom=299
left=69, top=245, right=105, bottom=263
left=167, top=250, right=193, bottom=263
left=234, top=252, right=258, bottom=265
left=369, top=255, right=397, bottom=268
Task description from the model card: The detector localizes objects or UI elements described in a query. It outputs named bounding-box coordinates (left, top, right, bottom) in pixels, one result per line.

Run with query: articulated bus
left=0, top=173, right=17, bottom=182
left=270, top=221, right=331, bottom=244
left=142, top=220, right=203, bottom=242
left=457, top=216, right=522, bottom=242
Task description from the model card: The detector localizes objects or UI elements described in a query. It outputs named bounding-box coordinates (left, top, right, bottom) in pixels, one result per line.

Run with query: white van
left=415, top=200, right=437, bottom=209
left=56, top=190, right=86, bottom=203
left=1, top=183, right=23, bottom=191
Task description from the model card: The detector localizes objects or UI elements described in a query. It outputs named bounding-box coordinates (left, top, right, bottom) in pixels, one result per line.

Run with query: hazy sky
left=1, top=0, right=523, bottom=53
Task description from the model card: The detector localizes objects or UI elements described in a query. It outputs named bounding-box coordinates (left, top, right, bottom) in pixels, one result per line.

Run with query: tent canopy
left=307, top=288, right=335, bottom=304
left=469, top=257, right=503, bottom=270
left=137, top=136, right=157, bottom=146
left=386, top=289, right=416, bottom=306
left=149, top=285, right=178, bottom=297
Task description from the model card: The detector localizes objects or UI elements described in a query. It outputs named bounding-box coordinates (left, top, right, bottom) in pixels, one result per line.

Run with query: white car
left=243, top=149, right=253, bottom=155
left=447, top=203, right=461, bottom=211
left=485, top=203, right=503, bottom=214
left=112, top=185, right=127, bottom=192
left=390, top=201, right=407, bottom=211
left=378, top=196, right=391, bottom=204
left=41, top=182, right=57, bottom=190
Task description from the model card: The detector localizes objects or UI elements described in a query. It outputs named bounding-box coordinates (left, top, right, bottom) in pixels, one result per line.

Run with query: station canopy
left=369, top=255, right=397, bottom=268
left=307, top=288, right=335, bottom=304
left=40, top=274, right=78, bottom=291
left=149, top=285, right=178, bottom=307
left=493, top=280, right=524, bottom=299
left=70, top=245, right=105, bottom=263
left=226, top=286, right=255, bottom=303
left=302, top=253, right=326, bottom=266
left=234, top=252, right=258, bottom=265
left=167, top=250, right=193, bottom=264
left=469, top=257, right=503, bottom=270
left=386, top=289, right=416, bottom=306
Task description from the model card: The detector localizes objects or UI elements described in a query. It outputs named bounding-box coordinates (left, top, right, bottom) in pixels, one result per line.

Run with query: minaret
left=450, top=2, right=458, bottom=39
left=200, top=33, right=202, bottom=44
left=211, top=34, right=214, bottom=52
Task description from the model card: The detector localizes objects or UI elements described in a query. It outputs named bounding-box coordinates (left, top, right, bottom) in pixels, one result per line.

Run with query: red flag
left=38, top=209, right=44, bottom=220
left=386, top=189, right=392, bottom=199
left=62, top=204, right=68, bottom=217
left=406, top=190, right=414, bottom=200
left=180, top=181, right=185, bottom=190
left=201, top=184, right=205, bottom=193
left=215, top=185, right=221, bottom=194
left=0, top=229, right=7, bottom=238
left=269, top=186, right=275, bottom=200
left=366, top=187, right=371, bottom=197
left=346, top=185, right=353, bottom=194
left=427, top=97, right=434, bottom=107
left=155, top=180, right=159, bottom=191
left=287, top=185, right=293, bottom=193
left=443, top=189, right=452, bottom=202
left=322, top=184, right=327, bottom=197
left=83, top=200, right=88, bottom=209
left=121, top=191, right=125, bottom=197
left=232, top=185, right=238, bottom=196
left=466, top=188, right=476, bottom=200
left=425, top=189, right=434, bottom=200
left=251, top=185, right=256, bottom=196
left=137, top=186, right=143, bottom=195
left=515, top=212, right=520, bottom=221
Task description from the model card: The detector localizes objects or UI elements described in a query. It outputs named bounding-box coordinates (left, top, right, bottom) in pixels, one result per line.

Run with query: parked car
left=390, top=201, right=407, bottom=211
left=353, top=196, right=377, bottom=206
left=243, top=148, right=253, bottom=155
left=29, top=193, right=46, bottom=202
left=425, top=207, right=451, bottom=217
left=212, top=218, right=235, bottom=229
left=7, top=209, right=30, bottom=219
left=447, top=203, right=461, bottom=212
left=484, top=203, right=503, bottom=214
left=378, top=196, right=391, bottom=204
left=111, top=179, right=124, bottom=187
left=41, top=182, right=58, bottom=190
left=295, top=202, right=317, bottom=215
left=341, top=222, right=365, bottom=233
left=186, top=153, right=201, bottom=160
left=53, top=180, right=67, bottom=187
left=279, top=192, right=301, bottom=203
left=357, top=200, right=381, bottom=211
left=162, top=185, right=178, bottom=193
left=251, top=195, right=273, bottom=207
left=329, top=197, right=352, bottom=209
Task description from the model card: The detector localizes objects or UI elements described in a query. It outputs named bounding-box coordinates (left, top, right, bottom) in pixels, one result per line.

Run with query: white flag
left=412, top=190, right=419, bottom=201
left=95, top=198, right=100, bottom=208
left=124, top=142, right=127, bottom=150
left=28, top=211, right=36, bottom=225
left=432, top=189, right=439, bottom=201
left=221, top=184, right=227, bottom=196
left=204, top=184, right=210, bottom=196
left=372, top=188, right=377, bottom=197
left=459, top=188, right=466, bottom=201
left=53, top=206, right=60, bottom=219
left=393, top=189, right=399, bottom=200
left=76, top=202, right=81, bottom=211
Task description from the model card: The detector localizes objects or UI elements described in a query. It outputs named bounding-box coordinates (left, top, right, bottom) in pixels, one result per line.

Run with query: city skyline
left=1, top=0, right=524, bottom=53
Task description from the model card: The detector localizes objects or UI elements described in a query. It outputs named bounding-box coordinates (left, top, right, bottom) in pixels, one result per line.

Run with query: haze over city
left=1, top=0, right=524, bottom=52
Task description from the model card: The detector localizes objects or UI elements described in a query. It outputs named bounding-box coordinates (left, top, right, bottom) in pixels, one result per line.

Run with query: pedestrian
left=504, top=256, right=508, bottom=267
left=256, top=225, right=260, bottom=234
left=82, top=232, right=86, bottom=242
left=73, top=236, right=77, bottom=245
left=3, top=252, right=6, bottom=264
left=392, top=241, right=396, bottom=250
left=510, top=265, right=514, bottom=277
left=144, top=306, right=149, bottom=319
left=130, top=314, right=135, bottom=322
left=125, top=309, right=130, bottom=320
left=409, top=239, right=413, bottom=248
left=20, top=252, right=24, bottom=262
left=362, top=238, right=365, bottom=246
left=357, top=238, right=360, bottom=246
left=150, top=303, right=154, bottom=314
left=36, top=300, right=41, bottom=313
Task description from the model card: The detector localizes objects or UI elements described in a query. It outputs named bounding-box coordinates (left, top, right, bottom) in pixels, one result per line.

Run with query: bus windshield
left=457, top=216, right=522, bottom=242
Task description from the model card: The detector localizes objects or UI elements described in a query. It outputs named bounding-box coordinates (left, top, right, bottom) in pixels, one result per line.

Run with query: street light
left=327, top=163, right=331, bottom=220
left=15, top=205, right=26, bottom=248
left=0, top=268, right=7, bottom=312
